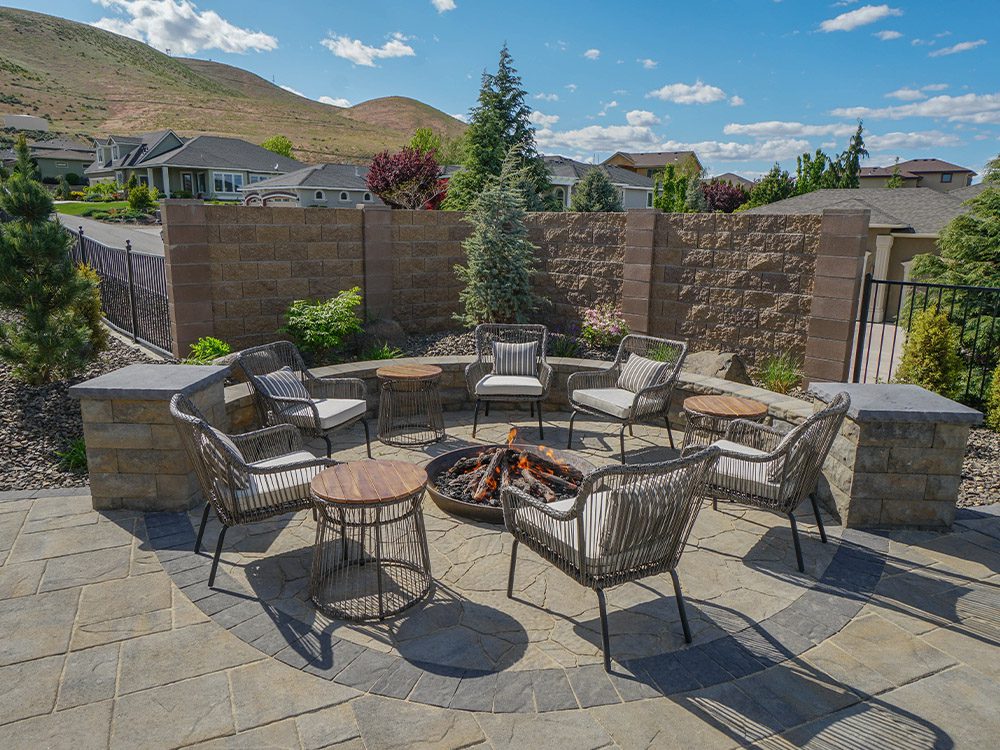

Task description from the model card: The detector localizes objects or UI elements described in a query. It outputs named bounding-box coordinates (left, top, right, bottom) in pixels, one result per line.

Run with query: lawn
left=54, top=201, right=129, bottom=217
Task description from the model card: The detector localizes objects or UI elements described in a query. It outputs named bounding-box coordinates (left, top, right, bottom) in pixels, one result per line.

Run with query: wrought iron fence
left=853, top=272, right=1000, bottom=405
left=68, top=227, right=173, bottom=355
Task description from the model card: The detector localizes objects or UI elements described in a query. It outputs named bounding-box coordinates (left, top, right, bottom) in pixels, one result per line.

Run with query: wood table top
left=683, top=395, right=768, bottom=419
left=376, top=363, right=443, bottom=381
left=311, top=460, right=428, bottom=505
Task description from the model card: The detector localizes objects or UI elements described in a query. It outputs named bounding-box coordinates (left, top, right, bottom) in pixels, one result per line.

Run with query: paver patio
left=1, top=409, right=998, bottom=748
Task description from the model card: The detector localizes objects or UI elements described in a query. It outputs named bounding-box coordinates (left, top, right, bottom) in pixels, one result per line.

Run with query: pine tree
left=684, top=175, right=708, bottom=212
left=838, top=122, right=869, bottom=188
left=444, top=45, right=553, bottom=210
left=12, top=135, right=38, bottom=180
left=886, top=158, right=904, bottom=189
left=570, top=168, right=623, bottom=212
left=453, top=147, right=542, bottom=325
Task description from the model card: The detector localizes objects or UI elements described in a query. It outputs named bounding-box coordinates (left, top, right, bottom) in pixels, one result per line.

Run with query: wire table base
left=377, top=364, right=446, bottom=446
left=681, top=395, right=768, bottom=454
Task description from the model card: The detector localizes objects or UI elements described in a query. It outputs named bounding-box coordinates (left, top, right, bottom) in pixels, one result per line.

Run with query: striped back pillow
left=256, top=366, right=310, bottom=401
left=492, top=341, right=538, bottom=376
left=617, top=354, right=669, bottom=393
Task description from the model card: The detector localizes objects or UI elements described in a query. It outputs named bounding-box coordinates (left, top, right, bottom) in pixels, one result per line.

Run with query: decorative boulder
left=364, top=318, right=408, bottom=348
left=683, top=350, right=752, bottom=384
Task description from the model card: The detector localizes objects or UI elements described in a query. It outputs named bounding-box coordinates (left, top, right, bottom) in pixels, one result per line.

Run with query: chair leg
left=788, top=513, right=805, bottom=572
left=322, top=434, right=332, bottom=458
left=596, top=588, right=612, bottom=672
left=665, top=415, right=676, bottom=450
left=506, top=539, right=518, bottom=598
left=208, top=525, right=228, bottom=588
left=712, top=498, right=718, bottom=511
left=485, top=402, right=490, bottom=417
left=537, top=401, right=544, bottom=440
left=810, top=494, right=828, bottom=544
left=566, top=410, right=577, bottom=448
left=194, top=502, right=211, bottom=554
left=530, top=402, right=535, bottom=417
left=670, top=570, right=692, bottom=644
left=628, top=424, right=634, bottom=437
left=361, top=419, right=372, bottom=459
left=619, top=424, right=627, bottom=464
left=472, top=399, right=481, bottom=438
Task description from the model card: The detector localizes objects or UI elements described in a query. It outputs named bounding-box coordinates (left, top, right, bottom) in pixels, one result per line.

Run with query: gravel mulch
left=958, top=426, right=1000, bottom=508
left=401, top=328, right=616, bottom=361
left=0, top=330, right=163, bottom=492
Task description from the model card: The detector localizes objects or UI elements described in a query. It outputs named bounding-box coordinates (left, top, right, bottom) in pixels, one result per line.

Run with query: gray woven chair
left=170, top=393, right=336, bottom=587
left=502, top=446, right=720, bottom=672
left=567, top=335, right=687, bottom=463
left=701, top=392, right=850, bottom=572
left=235, top=341, right=371, bottom=458
left=465, top=324, right=553, bottom=439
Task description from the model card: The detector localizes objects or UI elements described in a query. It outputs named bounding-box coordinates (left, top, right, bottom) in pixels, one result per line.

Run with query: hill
left=0, top=7, right=465, bottom=162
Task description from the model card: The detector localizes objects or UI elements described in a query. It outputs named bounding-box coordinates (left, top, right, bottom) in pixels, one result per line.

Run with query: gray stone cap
left=809, top=382, right=984, bottom=425
left=69, top=363, right=230, bottom=401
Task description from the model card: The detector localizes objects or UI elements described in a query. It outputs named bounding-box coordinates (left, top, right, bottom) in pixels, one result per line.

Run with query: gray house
left=544, top=155, right=655, bottom=209
left=240, top=164, right=382, bottom=207
left=86, top=130, right=303, bottom=200
left=0, top=138, right=93, bottom=182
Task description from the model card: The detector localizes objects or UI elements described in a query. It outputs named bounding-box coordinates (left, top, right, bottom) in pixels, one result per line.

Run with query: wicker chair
left=502, top=446, right=720, bottom=672
left=235, top=341, right=371, bottom=458
left=170, top=394, right=337, bottom=587
left=566, top=335, right=687, bottom=463
left=465, top=324, right=553, bottom=439
left=701, top=392, right=850, bottom=573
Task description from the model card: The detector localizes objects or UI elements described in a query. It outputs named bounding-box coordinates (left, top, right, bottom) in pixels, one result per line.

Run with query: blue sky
left=14, top=0, right=1000, bottom=177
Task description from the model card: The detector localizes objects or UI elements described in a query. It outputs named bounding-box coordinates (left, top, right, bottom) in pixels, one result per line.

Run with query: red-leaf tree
left=702, top=180, right=749, bottom=213
left=366, top=147, right=442, bottom=209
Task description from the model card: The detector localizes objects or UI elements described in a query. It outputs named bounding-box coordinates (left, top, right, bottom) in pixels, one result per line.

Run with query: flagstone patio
left=1, top=409, right=998, bottom=749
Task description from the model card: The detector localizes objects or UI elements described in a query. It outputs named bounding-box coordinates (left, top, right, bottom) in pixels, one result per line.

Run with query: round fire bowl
left=424, top=443, right=595, bottom=525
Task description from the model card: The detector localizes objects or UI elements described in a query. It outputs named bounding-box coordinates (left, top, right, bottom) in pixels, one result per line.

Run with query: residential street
left=57, top=213, right=165, bottom=256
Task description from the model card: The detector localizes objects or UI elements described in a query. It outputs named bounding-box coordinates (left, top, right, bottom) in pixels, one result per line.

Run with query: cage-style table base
left=377, top=364, right=446, bottom=446
left=681, top=395, right=768, bottom=453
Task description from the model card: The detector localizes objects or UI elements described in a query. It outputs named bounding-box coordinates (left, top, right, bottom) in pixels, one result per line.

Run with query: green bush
left=359, top=341, right=404, bottom=360
left=580, top=303, right=629, bottom=348
left=187, top=336, right=231, bottom=364
left=894, top=307, right=963, bottom=398
left=127, top=183, right=155, bottom=212
left=73, top=264, right=109, bottom=355
left=985, top=359, right=1000, bottom=431
left=57, top=175, right=72, bottom=200
left=549, top=333, right=582, bottom=358
left=82, top=182, right=119, bottom=202
left=281, top=287, right=364, bottom=359
left=56, top=438, right=87, bottom=473
left=65, top=172, right=83, bottom=186
left=755, top=352, right=802, bottom=394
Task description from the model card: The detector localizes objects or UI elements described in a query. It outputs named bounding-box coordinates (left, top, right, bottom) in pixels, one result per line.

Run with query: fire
left=506, top=428, right=518, bottom=447
left=536, top=444, right=568, bottom=469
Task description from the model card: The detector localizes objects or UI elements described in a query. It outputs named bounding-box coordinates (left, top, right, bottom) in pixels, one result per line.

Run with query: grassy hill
left=0, top=6, right=465, bottom=163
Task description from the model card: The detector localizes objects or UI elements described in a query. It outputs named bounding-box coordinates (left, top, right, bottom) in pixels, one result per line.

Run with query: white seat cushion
left=475, top=375, right=544, bottom=397
left=516, top=492, right=611, bottom=567
left=234, top=451, right=324, bottom=508
left=572, top=387, right=635, bottom=419
left=706, top=439, right=783, bottom=501
left=281, top=398, right=366, bottom=430
left=250, top=450, right=317, bottom=469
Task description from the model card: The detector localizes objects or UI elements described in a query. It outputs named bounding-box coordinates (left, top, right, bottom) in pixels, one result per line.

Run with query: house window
left=555, top=188, right=565, bottom=205
left=315, top=191, right=325, bottom=200
left=115, top=171, right=123, bottom=184
left=363, top=192, right=372, bottom=202
left=56, top=161, right=68, bottom=168
left=111, top=145, right=119, bottom=160
left=940, top=173, right=952, bottom=183
left=138, top=175, right=149, bottom=186
left=646, top=168, right=655, bottom=177
left=647, top=192, right=653, bottom=208
left=248, top=174, right=269, bottom=184
left=339, top=191, right=349, bottom=201
left=212, top=172, right=244, bottom=194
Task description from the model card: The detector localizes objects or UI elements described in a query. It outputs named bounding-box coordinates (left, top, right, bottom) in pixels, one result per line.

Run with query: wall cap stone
left=69, top=364, right=230, bottom=401
left=809, top=382, right=983, bottom=425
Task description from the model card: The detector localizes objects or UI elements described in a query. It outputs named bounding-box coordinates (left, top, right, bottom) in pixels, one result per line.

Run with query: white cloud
left=637, top=58, right=657, bottom=69
left=565, top=83, right=578, bottom=93
left=885, top=87, right=926, bottom=101
left=923, top=83, right=949, bottom=91
left=583, top=48, right=601, bottom=60
left=625, top=110, right=661, bottom=126
left=729, top=95, right=745, bottom=107
left=819, top=4, right=902, bottom=33
left=723, top=121, right=856, bottom=137
left=321, top=31, right=415, bottom=67
left=450, top=113, right=469, bottom=123
left=535, top=124, right=660, bottom=153
left=831, top=92, right=1000, bottom=124
left=318, top=96, right=351, bottom=107
left=866, top=130, right=961, bottom=149
left=534, top=92, right=560, bottom=102
left=280, top=84, right=305, bottom=97
left=597, top=100, right=619, bottom=117
left=928, top=39, right=987, bottom=57
left=92, top=0, right=277, bottom=54
left=661, top=138, right=810, bottom=162
left=431, top=0, right=456, bottom=12
left=529, top=110, right=560, bottom=127
left=647, top=80, right=727, bottom=104
left=874, top=30, right=902, bottom=40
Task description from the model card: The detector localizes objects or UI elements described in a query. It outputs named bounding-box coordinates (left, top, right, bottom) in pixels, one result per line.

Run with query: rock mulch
left=401, top=328, right=616, bottom=360
left=958, top=426, right=1000, bottom=508
left=0, top=330, right=163, bottom=492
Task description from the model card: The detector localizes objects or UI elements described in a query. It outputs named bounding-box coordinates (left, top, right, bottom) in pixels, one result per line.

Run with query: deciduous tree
left=261, top=135, right=293, bottom=158
left=366, top=147, right=442, bottom=209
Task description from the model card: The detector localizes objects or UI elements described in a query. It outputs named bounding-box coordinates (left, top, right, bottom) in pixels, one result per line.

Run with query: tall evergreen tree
left=12, top=135, right=38, bottom=180
left=886, top=158, right=904, bottom=189
left=570, top=168, right=623, bottom=212
left=837, top=122, right=868, bottom=188
left=684, top=175, right=708, bottom=212
left=444, top=45, right=553, bottom=210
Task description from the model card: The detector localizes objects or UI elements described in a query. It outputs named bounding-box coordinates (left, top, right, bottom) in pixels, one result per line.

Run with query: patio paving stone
left=0, top=558, right=44, bottom=598
left=72, top=571, right=172, bottom=649
left=56, top=643, right=120, bottom=711
left=0, top=586, right=79, bottom=666
left=0, top=701, right=113, bottom=750
left=0, top=653, right=64, bottom=725
left=38, top=545, right=131, bottom=593
left=351, top=694, right=485, bottom=750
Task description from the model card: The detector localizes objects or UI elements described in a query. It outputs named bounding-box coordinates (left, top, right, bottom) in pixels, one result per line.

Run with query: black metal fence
left=853, top=273, right=1000, bottom=405
left=68, top=227, right=173, bottom=355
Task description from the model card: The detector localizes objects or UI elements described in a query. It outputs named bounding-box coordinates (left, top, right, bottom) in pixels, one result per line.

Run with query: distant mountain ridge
left=0, top=6, right=465, bottom=163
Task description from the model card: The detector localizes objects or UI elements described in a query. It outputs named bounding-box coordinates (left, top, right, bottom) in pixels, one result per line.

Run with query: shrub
left=42, top=176, right=58, bottom=185
left=570, top=168, right=623, bottom=212
left=755, top=352, right=802, bottom=394
left=69, top=191, right=85, bottom=200
left=549, top=333, right=582, bottom=358
left=187, top=336, right=231, bottom=364
left=82, top=182, right=119, bottom=202
left=366, top=147, right=442, bottom=209
left=894, top=307, right=963, bottom=398
left=56, top=437, right=87, bottom=473
left=57, top=175, right=72, bottom=200
left=359, top=341, right=404, bottom=360
left=261, top=135, right=294, bottom=158
left=172, top=189, right=194, bottom=199
left=281, top=287, right=364, bottom=358
left=986, top=360, right=1000, bottom=431
left=127, top=183, right=155, bottom=212
left=580, top=303, right=629, bottom=349
left=703, top=180, right=749, bottom=213
left=74, top=264, right=110, bottom=355
left=65, top=172, right=83, bottom=186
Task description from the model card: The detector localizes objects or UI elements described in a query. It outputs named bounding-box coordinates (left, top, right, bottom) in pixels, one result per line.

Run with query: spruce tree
left=684, top=175, right=708, bottom=212
left=444, top=45, right=553, bottom=210
left=12, top=135, right=38, bottom=180
left=886, top=158, right=904, bottom=189
left=454, top=147, right=541, bottom=325
left=570, top=168, right=623, bottom=212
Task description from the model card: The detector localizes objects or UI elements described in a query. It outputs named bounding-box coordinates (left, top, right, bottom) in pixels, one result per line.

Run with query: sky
left=12, top=0, right=1000, bottom=178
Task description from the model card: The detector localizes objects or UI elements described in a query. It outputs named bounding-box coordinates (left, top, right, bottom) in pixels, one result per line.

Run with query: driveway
left=58, top=213, right=165, bottom=256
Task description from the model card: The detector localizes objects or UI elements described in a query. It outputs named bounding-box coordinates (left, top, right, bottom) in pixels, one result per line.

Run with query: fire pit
left=425, top=430, right=594, bottom=524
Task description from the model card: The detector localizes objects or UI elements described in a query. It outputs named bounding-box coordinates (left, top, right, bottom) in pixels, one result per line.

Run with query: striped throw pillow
left=617, top=354, right=669, bottom=393
left=256, top=366, right=310, bottom=401
left=492, top=341, right=538, bottom=377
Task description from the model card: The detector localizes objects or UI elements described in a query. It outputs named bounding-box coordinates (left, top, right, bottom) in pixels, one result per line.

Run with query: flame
left=506, top=428, right=518, bottom=447
left=536, top=444, right=568, bottom=468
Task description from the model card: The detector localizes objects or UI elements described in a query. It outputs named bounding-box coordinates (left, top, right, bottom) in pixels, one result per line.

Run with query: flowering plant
left=580, top=303, right=629, bottom=348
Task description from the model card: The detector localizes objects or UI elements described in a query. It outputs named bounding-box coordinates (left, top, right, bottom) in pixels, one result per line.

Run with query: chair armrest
left=268, top=394, right=320, bottom=427
left=501, top=483, right=587, bottom=522
left=723, top=419, right=785, bottom=454
left=308, top=377, right=366, bottom=401
left=229, top=424, right=304, bottom=463
left=465, top=360, right=490, bottom=395
left=537, top=361, right=554, bottom=393
left=243, top=455, right=337, bottom=475
left=567, top=366, right=618, bottom=395
left=631, top=376, right=679, bottom=418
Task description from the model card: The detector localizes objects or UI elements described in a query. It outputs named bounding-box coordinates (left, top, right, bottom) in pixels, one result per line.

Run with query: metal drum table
left=681, top=395, right=769, bottom=452
left=309, top=460, right=432, bottom=621
left=376, top=363, right=446, bottom=446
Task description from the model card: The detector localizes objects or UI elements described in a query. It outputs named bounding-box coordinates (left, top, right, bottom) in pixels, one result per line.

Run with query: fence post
left=125, top=239, right=139, bottom=343
left=78, top=225, right=87, bottom=265
left=851, top=272, right=873, bottom=383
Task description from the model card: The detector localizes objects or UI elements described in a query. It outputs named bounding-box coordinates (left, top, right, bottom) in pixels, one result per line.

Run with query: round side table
left=310, top=460, right=432, bottom=621
left=681, top=395, right=768, bottom=453
left=377, top=363, right=446, bottom=446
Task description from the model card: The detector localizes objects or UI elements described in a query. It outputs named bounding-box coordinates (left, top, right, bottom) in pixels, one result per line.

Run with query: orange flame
left=506, top=428, right=518, bottom=447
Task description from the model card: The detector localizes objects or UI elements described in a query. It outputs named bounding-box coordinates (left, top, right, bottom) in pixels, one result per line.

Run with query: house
left=2, top=113, right=48, bottom=131
left=544, top=155, right=655, bottom=209
left=602, top=150, right=703, bottom=179
left=710, top=172, right=754, bottom=191
left=0, top=137, right=93, bottom=182
left=859, top=159, right=975, bottom=192
left=85, top=130, right=303, bottom=200
left=241, top=164, right=383, bottom=207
